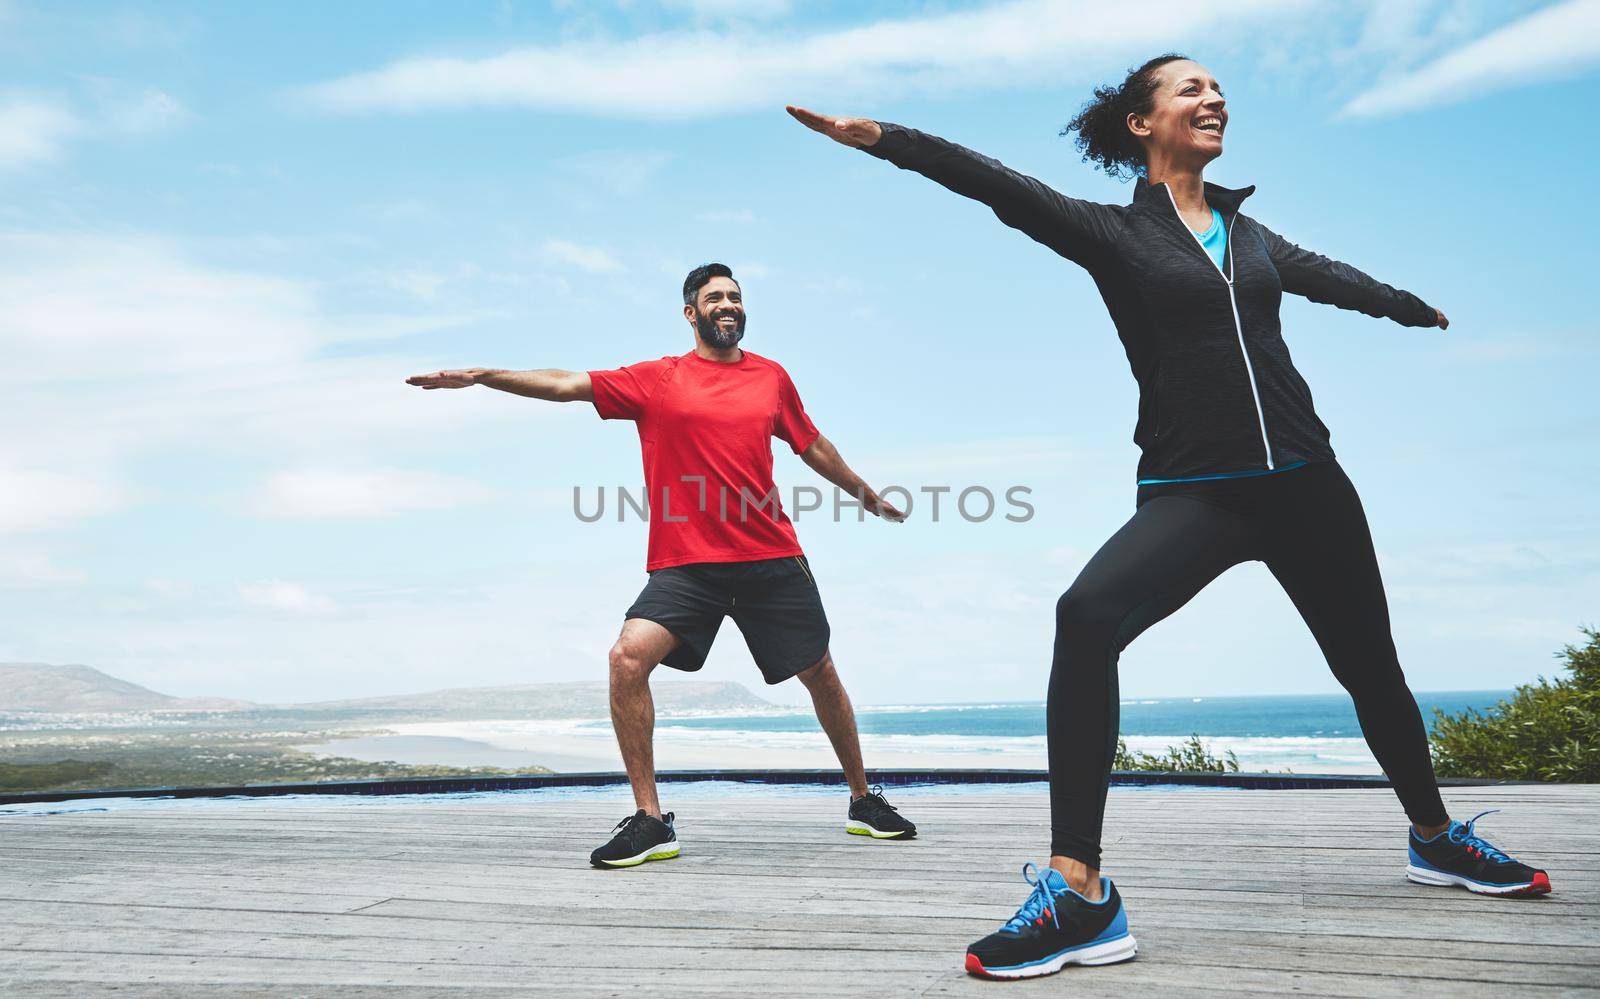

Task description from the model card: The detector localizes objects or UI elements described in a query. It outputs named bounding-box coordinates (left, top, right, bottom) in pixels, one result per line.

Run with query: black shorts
left=624, top=556, right=830, bottom=685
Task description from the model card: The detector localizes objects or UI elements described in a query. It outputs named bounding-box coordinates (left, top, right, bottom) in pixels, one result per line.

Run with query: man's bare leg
left=797, top=651, right=869, bottom=798
left=608, top=618, right=680, bottom=817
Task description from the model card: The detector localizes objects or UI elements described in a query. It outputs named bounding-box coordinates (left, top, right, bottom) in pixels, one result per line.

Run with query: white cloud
left=698, top=208, right=757, bottom=224
left=1341, top=0, right=1600, bottom=118
left=0, top=466, right=122, bottom=533
left=0, top=96, right=80, bottom=169
left=374, top=199, right=438, bottom=223
left=254, top=468, right=497, bottom=519
left=557, top=150, right=674, bottom=196
left=0, top=86, right=187, bottom=170
left=238, top=580, right=338, bottom=615
left=0, top=230, right=491, bottom=405
left=0, top=231, right=319, bottom=376
left=0, top=229, right=534, bottom=534
left=297, top=0, right=1295, bottom=119
left=0, top=551, right=88, bottom=587
left=105, top=88, right=190, bottom=133
left=387, top=268, right=450, bottom=301
left=541, top=238, right=623, bottom=273
left=1322, top=0, right=1489, bottom=67
left=664, top=0, right=793, bottom=22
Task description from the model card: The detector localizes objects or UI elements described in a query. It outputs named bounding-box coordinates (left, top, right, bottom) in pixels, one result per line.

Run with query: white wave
left=655, top=705, right=810, bottom=719
left=375, top=719, right=1381, bottom=775
left=855, top=703, right=1026, bottom=714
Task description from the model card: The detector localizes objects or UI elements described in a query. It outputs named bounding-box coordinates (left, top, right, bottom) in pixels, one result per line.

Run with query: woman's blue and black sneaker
left=1406, top=809, right=1551, bottom=896
left=846, top=784, right=917, bottom=839
left=590, top=809, right=680, bottom=868
left=965, top=864, right=1137, bottom=979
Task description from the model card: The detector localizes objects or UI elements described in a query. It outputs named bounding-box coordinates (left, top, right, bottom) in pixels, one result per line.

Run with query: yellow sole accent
left=600, top=843, right=680, bottom=867
left=846, top=823, right=906, bottom=839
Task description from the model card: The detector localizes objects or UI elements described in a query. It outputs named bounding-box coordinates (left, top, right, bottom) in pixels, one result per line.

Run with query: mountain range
left=0, top=662, right=772, bottom=717
left=0, top=663, right=254, bottom=713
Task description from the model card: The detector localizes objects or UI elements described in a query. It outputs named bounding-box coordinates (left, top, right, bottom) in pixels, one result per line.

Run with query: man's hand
left=408, top=368, right=591, bottom=401
left=862, top=490, right=906, bottom=523
left=800, top=435, right=904, bottom=523
left=406, top=369, right=483, bottom=390
left=1434, top=309, right=1449, bottom=331
left=786, top=106, right=882, bottom=148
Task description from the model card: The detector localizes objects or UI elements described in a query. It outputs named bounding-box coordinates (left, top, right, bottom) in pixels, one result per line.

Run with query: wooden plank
left=0, top=786, right=1595, bottom=996
left=9, top=875, right=1591, bottom=950
left=0, top=948, right=1585, bottom=998
left=2, top=896, right=1596, bottom=969
left=2, top=911, right=1597, bottom=989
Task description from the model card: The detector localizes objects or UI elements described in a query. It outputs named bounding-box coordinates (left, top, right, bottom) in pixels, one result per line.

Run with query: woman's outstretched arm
left=1257, top=223, right=1448, bottom=329
left=787, top=106, right=1124, bottom=270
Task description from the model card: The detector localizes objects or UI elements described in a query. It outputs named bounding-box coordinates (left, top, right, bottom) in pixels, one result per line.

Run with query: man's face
left=689, top=276, right=745, bottom=348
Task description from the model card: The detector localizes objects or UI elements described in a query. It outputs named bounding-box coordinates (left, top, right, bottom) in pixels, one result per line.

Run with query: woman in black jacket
left=790, top=54, right=1550, bottom=980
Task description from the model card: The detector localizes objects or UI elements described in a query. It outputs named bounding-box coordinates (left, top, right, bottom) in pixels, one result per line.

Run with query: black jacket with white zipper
left=864, top=122, right=1439, bottom=483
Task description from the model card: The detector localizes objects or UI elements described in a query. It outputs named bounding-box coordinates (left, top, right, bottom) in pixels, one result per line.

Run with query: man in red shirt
left=407, top=263, right=917, bottom=867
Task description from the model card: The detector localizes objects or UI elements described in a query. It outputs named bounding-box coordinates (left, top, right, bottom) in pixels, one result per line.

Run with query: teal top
left=1196, top=207, right=1226, bottom=271
left=1138, top=460, right=1308, bottom=486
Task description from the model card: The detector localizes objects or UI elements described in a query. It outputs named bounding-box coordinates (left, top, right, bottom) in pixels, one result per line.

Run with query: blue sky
left=2, top=0, right=1596, bottom=706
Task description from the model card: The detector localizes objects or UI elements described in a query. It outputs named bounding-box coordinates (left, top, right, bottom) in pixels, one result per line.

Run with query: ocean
left=307, top=690, right=1512, bottom=776
left=664, top=691, right=1505, bottom=739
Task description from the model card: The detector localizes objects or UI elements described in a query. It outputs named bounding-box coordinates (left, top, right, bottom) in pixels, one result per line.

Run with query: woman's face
left=1129, top=59, right=1228, bottom=169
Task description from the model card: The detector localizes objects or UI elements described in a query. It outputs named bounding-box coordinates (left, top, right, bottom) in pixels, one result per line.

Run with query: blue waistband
left=1138, top=460, right=1309, bottom=486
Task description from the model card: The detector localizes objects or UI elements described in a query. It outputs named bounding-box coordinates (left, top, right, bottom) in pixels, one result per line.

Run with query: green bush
left=1115, top=734, right=1239, bottom=773
left=1430, top=627, right=1600, bottom=782
left=0, top=759, right=117, bottom=792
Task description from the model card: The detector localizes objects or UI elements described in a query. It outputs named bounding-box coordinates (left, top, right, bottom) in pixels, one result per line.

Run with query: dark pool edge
left=0, top=768, right=1537, bottom=806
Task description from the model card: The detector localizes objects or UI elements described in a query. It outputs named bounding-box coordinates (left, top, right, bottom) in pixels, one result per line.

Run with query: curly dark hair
left=1061, top=53, right=1189, bottom=181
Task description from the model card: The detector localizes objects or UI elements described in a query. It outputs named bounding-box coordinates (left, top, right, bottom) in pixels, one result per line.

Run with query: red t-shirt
left=590, top=350, right=821, bottom=570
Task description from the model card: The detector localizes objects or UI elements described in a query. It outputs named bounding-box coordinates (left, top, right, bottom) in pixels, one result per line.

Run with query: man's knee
left=795, top=652, right=836, bottom=689
left=609, top=641, right=657, bottom=682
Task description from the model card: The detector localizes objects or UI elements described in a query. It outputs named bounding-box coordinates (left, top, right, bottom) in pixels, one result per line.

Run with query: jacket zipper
left=1163, top=186, right=1274, bottom=470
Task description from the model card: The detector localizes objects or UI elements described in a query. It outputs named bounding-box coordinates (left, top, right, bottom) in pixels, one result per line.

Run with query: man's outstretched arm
left=800, top=434, right=905, bottom=522
left=405, top=368, right=593, bottom=402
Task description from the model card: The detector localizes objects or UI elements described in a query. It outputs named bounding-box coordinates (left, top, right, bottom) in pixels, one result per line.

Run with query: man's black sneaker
left=1407, top=809, right=1551, bottom=896
left=965, top=864, right=1137, bottom=980
left=846, top=784, right=917, bottom=839
left=589, top=810, right=680, bottom=868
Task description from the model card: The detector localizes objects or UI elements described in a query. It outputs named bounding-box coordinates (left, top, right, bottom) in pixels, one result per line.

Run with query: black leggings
left=1048, top=461, right=1448, bottom=867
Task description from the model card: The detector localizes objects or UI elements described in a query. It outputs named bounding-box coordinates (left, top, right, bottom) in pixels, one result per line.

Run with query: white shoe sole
left=968, top=933, right=1138, bottom=979
left=1405, top=863, right=1541, bottom=895
left=594, top=841, right=680, bottom=868
left=845, top=819, right=911, bottom=839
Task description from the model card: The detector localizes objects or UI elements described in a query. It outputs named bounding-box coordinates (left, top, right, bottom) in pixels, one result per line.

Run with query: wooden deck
left=1, top=783, right=1596, bottom=996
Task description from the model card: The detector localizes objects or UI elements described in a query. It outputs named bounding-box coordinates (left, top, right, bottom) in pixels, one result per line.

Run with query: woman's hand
left=786, top=106, right=882, bottom=148
left=1434, top=309, right=1449, bottom=331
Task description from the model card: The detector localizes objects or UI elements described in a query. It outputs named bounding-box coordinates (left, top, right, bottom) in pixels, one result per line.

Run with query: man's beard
left=696, top=308, right=746, bottom=348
